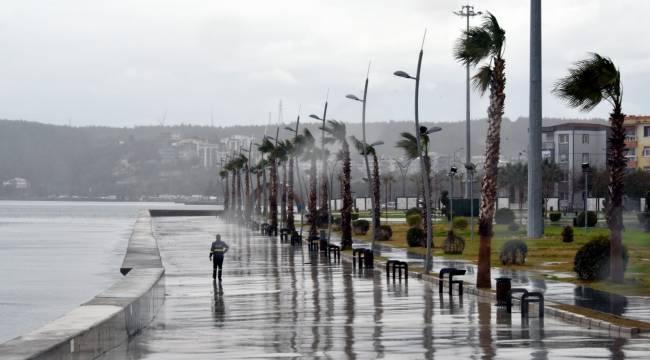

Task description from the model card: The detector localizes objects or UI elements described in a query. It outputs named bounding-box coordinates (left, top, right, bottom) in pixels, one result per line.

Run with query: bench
left=327, top=244, right=341, bottom=262
left=260, top=223, right=269, bottom=235
left=267, top=224, right=278, bottom=236
left=353, top=248, right=373, bottom=269
left=506, top=288, right=529, bottom=314
left=290, top=231, right=302, bottom=246
left=280, top=228, right=291, bottom=242
left=307, top=236, right=319, bottom=252
left=386, top=259, right=408, bottom=281
left=438, top=268, right=466, bottom=296
left=521, top=292, right=544, bottom=318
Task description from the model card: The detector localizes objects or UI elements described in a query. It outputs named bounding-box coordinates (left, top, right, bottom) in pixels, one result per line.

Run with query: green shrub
left=574, top=235, right=629, bottom=281
left=443, top=230, right=465, bottom=254
left=406, top=227, right=424, bottom=247
left=452, top=216, right=469, bottom=230
left=499, top=240, right=528, bottom=265
left=406, top=214, right=422, bottom=227
left=561, top=225, right=574, bottom=243
left=378, top=224, right=393, bottom=241
left=405, top=207, right=422, bottom=217
left=508, top=223, right=519, bottom=232
left=495, top=208, right=515, bottom=225
left=352, top=219, right=370, bottom=235
left=575, top=211, right=597, bottom=227
left=549, top=212, right=562, bottom=222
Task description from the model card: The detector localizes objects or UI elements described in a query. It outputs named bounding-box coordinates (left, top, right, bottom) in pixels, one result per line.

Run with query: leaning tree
left=553, top=53, right=627, bottom=283
left=454, top=12, right=507, bottom=289
left=351, top=136, right=382, bottom=245
left=294, top=129, right=319, bottom=239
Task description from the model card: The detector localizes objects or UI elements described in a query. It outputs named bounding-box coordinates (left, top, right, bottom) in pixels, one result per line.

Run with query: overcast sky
left=0, top=0, right=648, bottom=127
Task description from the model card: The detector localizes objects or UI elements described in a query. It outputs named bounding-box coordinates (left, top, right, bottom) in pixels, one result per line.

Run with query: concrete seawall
left=0, top=210, right=165, bottom=360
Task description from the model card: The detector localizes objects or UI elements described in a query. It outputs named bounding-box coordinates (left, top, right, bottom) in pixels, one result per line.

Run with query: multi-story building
left=542, top=122, right=609, bottom=210
left=623, top=115, right=650, bottom=170
left=221, top=135, right=254, bottom=152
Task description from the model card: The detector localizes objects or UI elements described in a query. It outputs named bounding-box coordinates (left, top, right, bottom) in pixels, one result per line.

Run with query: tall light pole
left=394, top=32, right=435, bottom=272
left=582, top=162, right=591, bottom=233
left=454, top=4, right=482, bottom=199
left=347, top=63, right=379, bottom=248
left=449, top=166, right=458, bottom=225
left=528, top=0, right=543, bottom=238
left=465, top=162, right=476, bottom=242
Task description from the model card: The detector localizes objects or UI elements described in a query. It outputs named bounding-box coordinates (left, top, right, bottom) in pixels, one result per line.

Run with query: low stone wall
left=0, top=210, right=165, bottom=360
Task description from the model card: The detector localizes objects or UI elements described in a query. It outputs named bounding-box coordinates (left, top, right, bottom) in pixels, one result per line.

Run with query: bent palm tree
left=553, top=53, right=626, bottom=283
left=454, top=12, right=506, bottom=288
left=323, top=120, right=352, bottom=249
left=294, top=129, right=319, bottom=239
left=351, top=136, right=381, bottom=245
left=258, top=138, right=280, bottom=232
left=282, top=139, right=297, bottom=232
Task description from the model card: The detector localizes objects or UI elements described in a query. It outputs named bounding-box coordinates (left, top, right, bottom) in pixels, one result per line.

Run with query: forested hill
left=0, top=117, right=606, bottom=198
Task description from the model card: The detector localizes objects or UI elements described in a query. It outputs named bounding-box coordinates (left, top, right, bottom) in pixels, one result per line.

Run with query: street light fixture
left=393, top=36, right=435, bottom=273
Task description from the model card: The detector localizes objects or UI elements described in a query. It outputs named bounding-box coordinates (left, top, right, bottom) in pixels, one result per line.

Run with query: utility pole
left=454, top=4, right=482, bottom=199
left=528, top=0, right=543, bottom=238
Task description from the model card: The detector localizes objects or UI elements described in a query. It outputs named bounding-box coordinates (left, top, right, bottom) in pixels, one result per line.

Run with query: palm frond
left=321, top=120, right=347, bottom=141
left=257, top=137, right=275, bottom=154
left=349, top=135, right=375, bottom=156
left=552, top=53, right=621, bottom=111
left=483, top=12, right=505, bottom=58
left=472, top=65, right=492, bottom=95
left=454, top=27, right=492, bottom=66
left=396, top=132, right=419, bottom=160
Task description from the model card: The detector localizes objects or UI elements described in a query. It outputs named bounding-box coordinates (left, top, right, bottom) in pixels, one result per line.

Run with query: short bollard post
left=496, top=277, right=512, bottom=307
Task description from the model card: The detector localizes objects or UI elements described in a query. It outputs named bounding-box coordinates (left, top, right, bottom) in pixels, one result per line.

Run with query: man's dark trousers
left=213, top=255, right=224, bottom=280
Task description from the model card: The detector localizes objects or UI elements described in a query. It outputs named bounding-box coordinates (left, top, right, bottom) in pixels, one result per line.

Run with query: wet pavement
left=110, top=217, right=650, bottom=359
left=349, top=240, right=650, bottom=323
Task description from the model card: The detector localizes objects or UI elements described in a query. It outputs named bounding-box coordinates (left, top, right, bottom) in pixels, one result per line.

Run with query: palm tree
left=322, top=120, right=353, bottom=249
left=276, top=141, right=290, bottom=228
left=553, top=53, right=626, bottom=283
left=541, top=159, right=563, bottom=212
left=396, top=130, right=434, bottom=245
left=294, top=129, right=319, bottom=239
left=498, top=162, right=527, bottom=211
left=282, top=139, right=297, bottom=232
left=258, top=137, right=280, bottom=232
left=351, top=136, right=381, bottom=244
left=241, top=154, right=251, bottom=221
left=454, top=12, right=506, bottom=289
left=233, top=155, right=247, bottom=219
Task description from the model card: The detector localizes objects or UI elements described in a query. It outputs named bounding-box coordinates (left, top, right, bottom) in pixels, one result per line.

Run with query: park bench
left=327, top=244, right=341, bottom=262
left=290, top=231, right=302, bottom=246
left=521, top=292, right=544, bottom=318
left=506, top=288, right=529, bottom=314
left=260, top=223, right=269, bottom=235
left=267, top=224, right=278, bottom=236
left=307, top=236, right=320, bottom=252
left=386, top=259, right=408, bottom=281
left=353, top=248, right=373, bottom=269
left=438, top=268, right=466, bottom=296
left=280, top=228, right=291, bottom=242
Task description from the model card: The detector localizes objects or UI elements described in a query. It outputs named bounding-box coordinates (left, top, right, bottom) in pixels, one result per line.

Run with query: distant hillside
left=0, top=117, right=607, bottom=198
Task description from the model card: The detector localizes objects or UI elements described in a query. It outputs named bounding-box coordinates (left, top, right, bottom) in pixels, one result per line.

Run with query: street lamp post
left=394, top=36, right=436, bottom=272
left=454, top=4, right=482, bottom=199
left=465, top=162, right=476, bottom=241
left=528, top=0, right=544, bottom=239
left=346, top=64, right=380, bottom=249
left=449, top=166, right=458, bottom=225
left=582, top=162, right=591, bottom=233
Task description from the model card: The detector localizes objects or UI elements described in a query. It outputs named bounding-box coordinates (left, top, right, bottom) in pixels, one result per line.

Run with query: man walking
left=209, top=234, right=229, bottom=281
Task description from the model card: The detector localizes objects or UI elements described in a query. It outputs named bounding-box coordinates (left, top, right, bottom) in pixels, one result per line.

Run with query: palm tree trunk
left=269, top=158, right=278, bottom=229
left=236, top=169, right=242, bottom=217
left=320, top=155, right=329, bottom=227
left=281, top=162, right=287, bottom=228
left=372, top=153, right=381, bottom=240
left=477, top=57, right=506, bottom=289
left=256, top=171, right=261, bottom=217
left=309, top=157, right=318, bottom=239
left=341, top=142, right=353, bottom=249
left=231, top=172, right=236, bottom=216
left=424, top=154, right=433, bottom=248
left=223, top=176, right=229, bottom=212
left=287, top=157, right=295, bottom=232
left=244, top=166, right=251, bottom=221
left=608, top=105, right=626, bottom=283
left=262, top=167, right=268, bottom=219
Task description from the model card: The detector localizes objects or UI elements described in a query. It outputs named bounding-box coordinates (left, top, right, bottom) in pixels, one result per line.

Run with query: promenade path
left=107, top=217, right=650, bottom=359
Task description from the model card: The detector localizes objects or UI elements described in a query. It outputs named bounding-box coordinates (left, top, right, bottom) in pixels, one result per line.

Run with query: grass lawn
left=326, top=221, right=650, bottom=296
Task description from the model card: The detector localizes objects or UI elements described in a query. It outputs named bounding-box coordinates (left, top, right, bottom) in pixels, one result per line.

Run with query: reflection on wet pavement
left=112, top=217, right=650, bottom=359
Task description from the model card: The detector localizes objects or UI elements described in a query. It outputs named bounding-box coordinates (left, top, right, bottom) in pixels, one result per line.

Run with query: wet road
left=112, top=217, right=650, bottom=359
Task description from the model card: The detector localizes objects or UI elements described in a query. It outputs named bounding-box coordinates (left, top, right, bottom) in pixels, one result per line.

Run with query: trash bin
left=496, top=277, right=511, bottom=306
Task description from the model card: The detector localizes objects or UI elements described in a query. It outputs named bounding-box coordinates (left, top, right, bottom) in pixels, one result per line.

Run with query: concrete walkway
left=106, top=217, right=650, bottom=359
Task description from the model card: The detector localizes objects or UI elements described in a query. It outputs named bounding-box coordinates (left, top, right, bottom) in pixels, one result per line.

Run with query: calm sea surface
left=0, top=201, right=178, bottom=343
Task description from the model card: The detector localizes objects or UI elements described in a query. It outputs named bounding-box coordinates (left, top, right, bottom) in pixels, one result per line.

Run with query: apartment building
left=623, top=115, right=650, bottom=170
left=541, top=122, right=609, bottom=210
